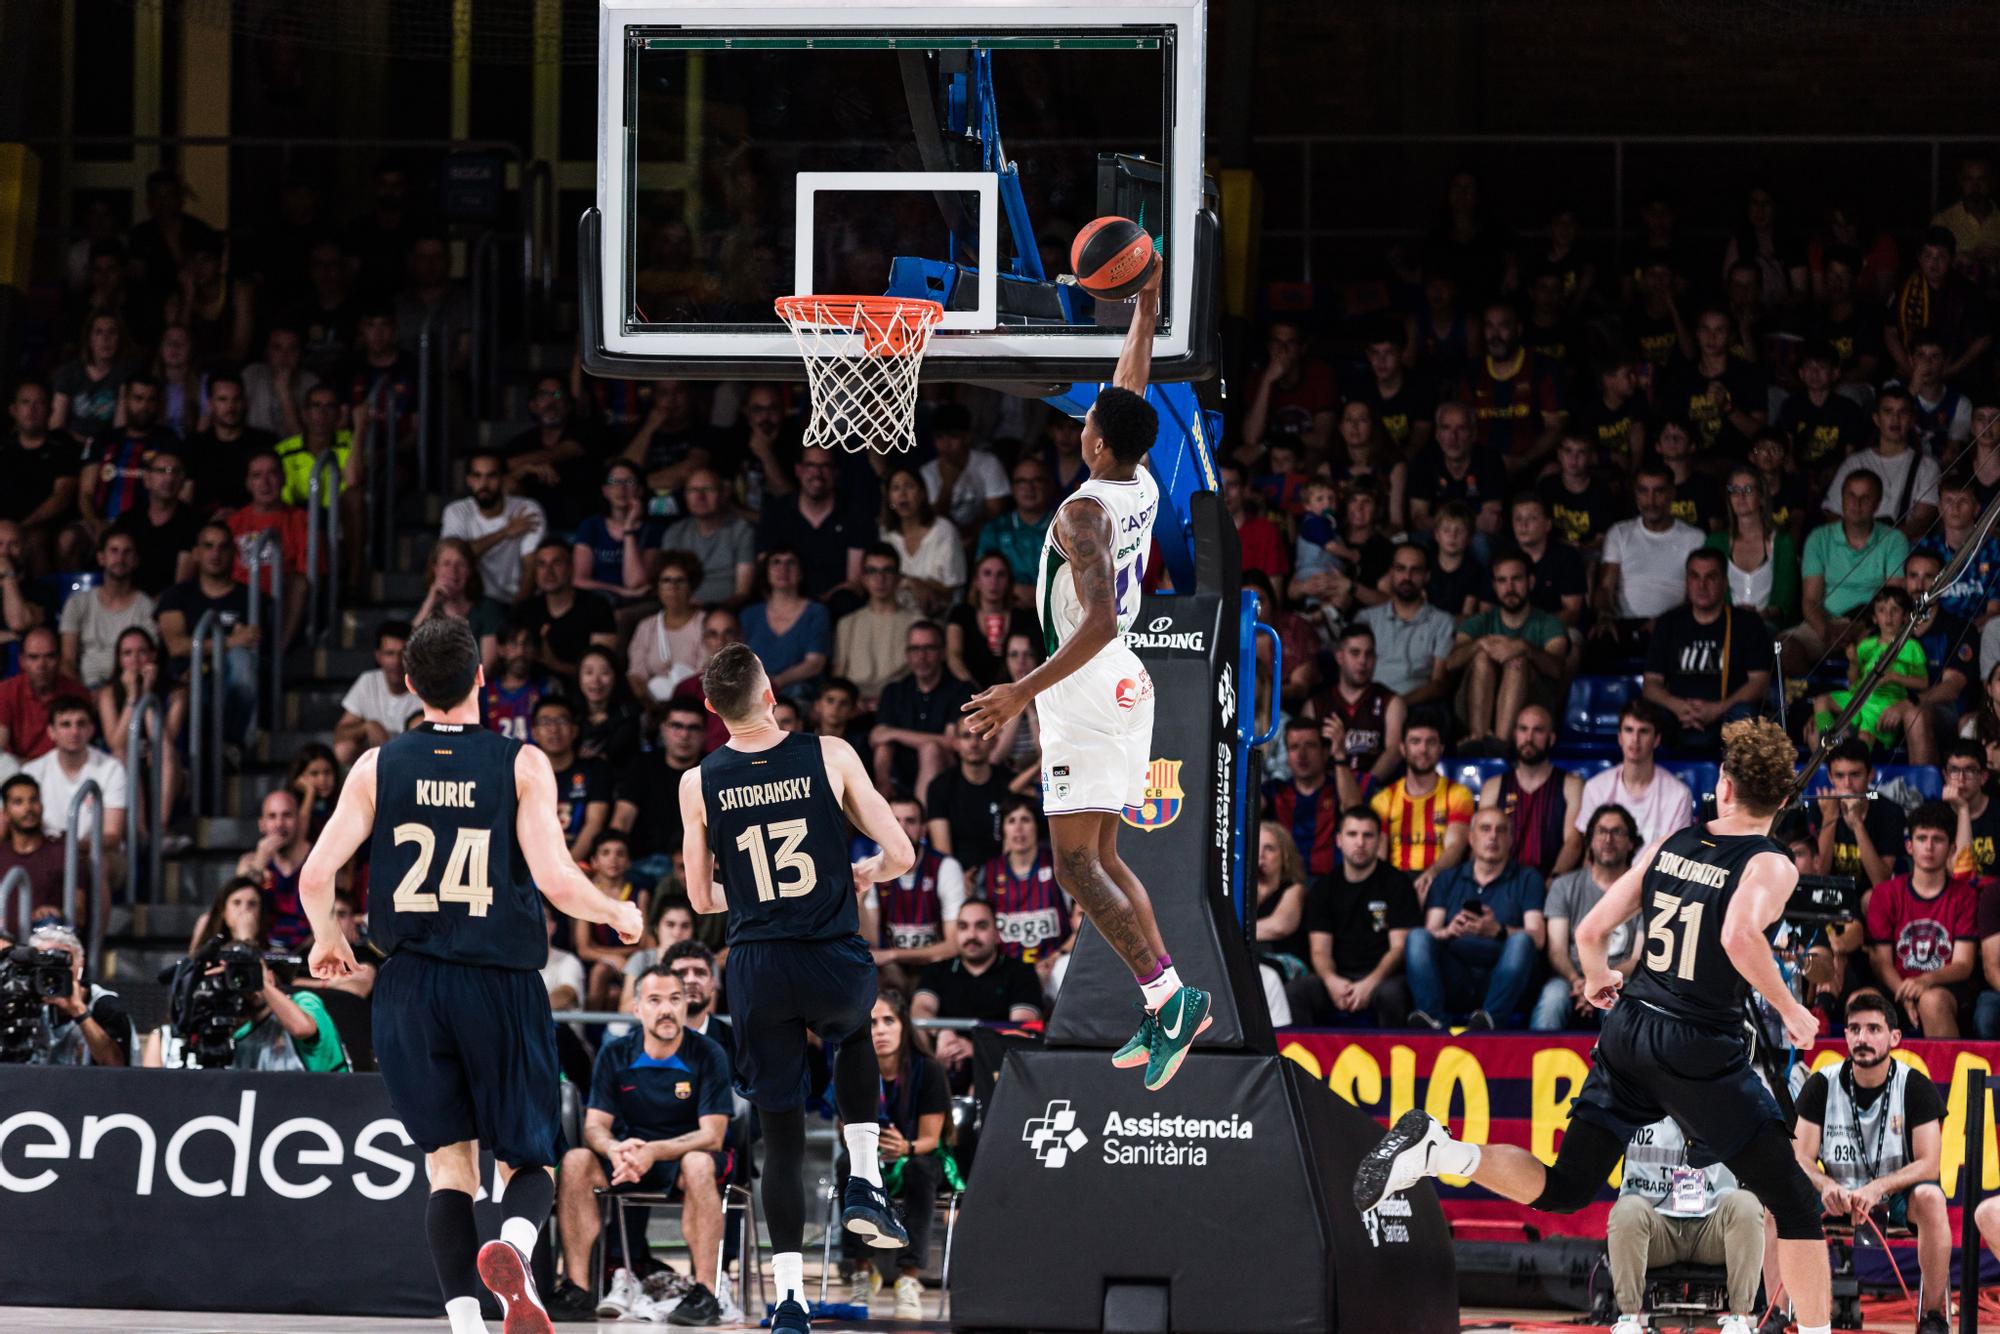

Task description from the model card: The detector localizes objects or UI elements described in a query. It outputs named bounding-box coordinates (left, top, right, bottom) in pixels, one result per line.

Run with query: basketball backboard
left=582, top=0, right=1215, bottom=388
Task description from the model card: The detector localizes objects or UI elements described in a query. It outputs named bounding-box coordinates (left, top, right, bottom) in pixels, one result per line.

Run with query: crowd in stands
left=5, top=147, right=2000, bottom=1321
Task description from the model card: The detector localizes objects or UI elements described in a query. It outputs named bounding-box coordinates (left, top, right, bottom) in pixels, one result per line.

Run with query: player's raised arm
left=300, top=748, right=379, bottom=979
left=1574, top=834, right=1665, bottom=1007
left=1110, top=260, right=1164, bottom=396
left=517, top=744, right=644, bottom=943
left=678, top=766, right=723, bottom=915
left=1722, top=849, right=1818, bottom=1048
left=820, top=734, right=914, bottom=886
left=962, top=499, right=1116, bottom=737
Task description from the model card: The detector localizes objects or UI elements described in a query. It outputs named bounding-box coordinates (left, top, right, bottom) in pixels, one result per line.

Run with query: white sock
left=1139, top=965, right=1182, bottom=1010
left=1434, top=1136, right=1482, bottom=1178
left=444, top=1295, right=486, bottom=1334
left=1797, top=1325, right=1830, bottom=1334
left=844, top=1122, right=883, bottom=1187
left=773, top=1250, right=805, bottom=1306
left=500, top=1216, right=540, bottom=1267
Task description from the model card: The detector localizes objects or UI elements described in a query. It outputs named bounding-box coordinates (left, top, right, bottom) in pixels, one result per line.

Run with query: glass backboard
left=583, top=0, right=1214, bottom=387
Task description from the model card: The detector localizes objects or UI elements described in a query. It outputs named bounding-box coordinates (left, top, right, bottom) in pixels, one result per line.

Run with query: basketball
left=1071, top=216, right=1159, bottom=299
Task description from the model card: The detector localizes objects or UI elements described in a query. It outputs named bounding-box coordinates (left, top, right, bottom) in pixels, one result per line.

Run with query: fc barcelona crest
left=674, top=1081, right=693, bottom=1100
left=1120, top=758, right=1184, bottom=831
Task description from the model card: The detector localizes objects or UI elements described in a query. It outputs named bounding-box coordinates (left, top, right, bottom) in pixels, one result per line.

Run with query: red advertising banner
left=1277, top=1030, right=2000, bottom=1238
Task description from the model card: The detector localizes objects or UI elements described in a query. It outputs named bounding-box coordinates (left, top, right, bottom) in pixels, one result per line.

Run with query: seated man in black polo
left=870, top=619, right=974, bottom=799
left=1640, top=548, right=1774, bottom=752
left=913, top=898, right=1045, bottom=1089
left=552, top=965, right=732, bottom=1325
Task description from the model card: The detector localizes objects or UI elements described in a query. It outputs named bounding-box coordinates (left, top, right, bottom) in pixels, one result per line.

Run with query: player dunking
left=680, top=643, right=916, bottom=1334
left=300, top=617, right=643, bottom=1334
left=1355, top=720, right=1835, bottom=1334
left=960, top=262, right=1209, bottom=1089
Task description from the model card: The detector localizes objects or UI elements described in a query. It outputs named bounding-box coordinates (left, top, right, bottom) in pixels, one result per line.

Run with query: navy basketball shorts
left=373, top=951, right=562, bottom=1169
left=1569, top=1000, right=1783, bottom=1167
left=725, top=935, right=876, bottom=1112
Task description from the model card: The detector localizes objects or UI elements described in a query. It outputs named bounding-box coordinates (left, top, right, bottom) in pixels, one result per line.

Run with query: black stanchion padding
left=949, top=1048, right=1458, bottom=1333
left=1962, top=1068, right=1986, bottom=1334
left=1044, top=588, right=1269, bottom=1051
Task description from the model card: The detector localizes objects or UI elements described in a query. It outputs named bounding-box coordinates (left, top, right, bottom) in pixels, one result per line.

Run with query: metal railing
left=123, top=693, right=163, bottom=909
left=551, top=1009, right=982, bottom=1031
left=242, top=531, right=285, bottom=731
left=305, top=453, right=343, bottom=647
left=62, top=780, right=106, bottom=981
left=416, top=303, right=443, bottom=513
left=357, top=380, right=401, bottom=576
left=188, top=611, right=227, bottom=816
left=0, top=866, right=28, bottom=941
left=470, top=229, right=506, bottom=420
left=525, top=158, right=557, bottom=329
left=1245, top=132, right=1996, bottom=282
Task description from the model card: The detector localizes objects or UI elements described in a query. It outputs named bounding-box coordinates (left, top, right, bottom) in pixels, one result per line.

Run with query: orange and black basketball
left=1071, top=216, right=1158, bottom=300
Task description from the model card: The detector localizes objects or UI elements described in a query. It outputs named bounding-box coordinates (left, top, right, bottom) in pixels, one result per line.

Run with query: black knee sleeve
left=1725, top=1123, right=1823, bottom=1241
left=759, top=1106, right=808, bottom=1254
left=1530, top=1117, right=1629, bottom=1215
left=425, top=1188, right=480, bottom=1303
left=832, top=1031, right=881, bottom=1127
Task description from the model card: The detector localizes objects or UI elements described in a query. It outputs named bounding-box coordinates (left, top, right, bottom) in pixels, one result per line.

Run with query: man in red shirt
left=1219, top=460, right=1288, bottom=595
left=224, top=449, right=310, bottom=649
left=1241, top=318, right=1338, bottom=453
left=1865, top=800, right=1979, bottom=1037
left=0, top=627, right=93, bottom=762
left=0, top=773, right=71, bottom=930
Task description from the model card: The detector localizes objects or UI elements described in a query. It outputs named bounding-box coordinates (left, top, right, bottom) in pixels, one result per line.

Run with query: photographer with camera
left=1792, top=990, right=1950, bottom=1334
left=143, top=878, right=349, bottom=1071
left=0, top=923, right=131, bottom=1065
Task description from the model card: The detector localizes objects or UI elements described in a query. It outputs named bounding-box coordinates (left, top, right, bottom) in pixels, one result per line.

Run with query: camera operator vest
left=1617, top=1116, right=1736, bottom=1219
left=1816, top=1058, right=1912, bottom=1191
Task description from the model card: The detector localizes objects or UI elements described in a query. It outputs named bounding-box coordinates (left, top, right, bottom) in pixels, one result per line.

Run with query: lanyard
left=1841, top=1063, right=1894, bottom=1181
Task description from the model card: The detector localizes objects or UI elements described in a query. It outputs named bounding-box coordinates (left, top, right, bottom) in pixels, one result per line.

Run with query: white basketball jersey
left=1035, top=469, right=1159, bottom=657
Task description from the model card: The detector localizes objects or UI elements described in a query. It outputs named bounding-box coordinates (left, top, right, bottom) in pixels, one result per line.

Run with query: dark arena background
left=0, top=1, right=1998, bottom=1331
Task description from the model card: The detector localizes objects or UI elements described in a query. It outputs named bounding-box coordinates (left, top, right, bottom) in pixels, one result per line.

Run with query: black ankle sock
left=425, top=1189, right=481, bottom=1303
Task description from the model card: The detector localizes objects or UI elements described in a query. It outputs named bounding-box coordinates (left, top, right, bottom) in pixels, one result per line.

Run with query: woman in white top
left=881, top=463, right=965, bottom=616
left=1705, top=464, right=1801, bottom=630
left=625, top=551, right=708, bottom=701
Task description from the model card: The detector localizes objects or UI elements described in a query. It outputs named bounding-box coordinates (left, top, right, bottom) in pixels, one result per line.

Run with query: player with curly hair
left=1356, top=719, right=1838, bottom=1334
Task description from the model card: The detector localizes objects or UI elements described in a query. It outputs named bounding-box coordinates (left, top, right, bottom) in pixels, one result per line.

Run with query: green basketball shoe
left=1142, top=985, right=1212, bottom=1092
left=1110, top=1007, right=1156, bottom=1069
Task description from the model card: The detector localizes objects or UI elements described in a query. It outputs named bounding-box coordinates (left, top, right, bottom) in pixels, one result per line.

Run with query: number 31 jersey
left=700, top=731, right=857, bottom=946
left=1623, top=823, right=1787, bottom=1031
left=369, top=722, right=545, bottom=970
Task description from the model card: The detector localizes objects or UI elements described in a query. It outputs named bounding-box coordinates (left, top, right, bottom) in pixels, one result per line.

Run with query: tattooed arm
left=960, top=499, right=1117, bottom=736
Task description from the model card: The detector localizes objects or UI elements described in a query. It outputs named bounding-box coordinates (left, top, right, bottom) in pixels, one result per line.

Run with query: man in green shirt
left=1788, top=468, right=1911, bottom=676
left=1447, top=551, right=1570, bottom=751
left=973, top=457, right=1055, bottom=596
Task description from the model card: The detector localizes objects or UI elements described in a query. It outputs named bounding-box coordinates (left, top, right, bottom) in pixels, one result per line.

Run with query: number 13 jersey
left=370, top=722, right=544, bottom=970
left=701, top=731, right=857, bottom=946
left=1623, top=823, right=1787, bottom=1031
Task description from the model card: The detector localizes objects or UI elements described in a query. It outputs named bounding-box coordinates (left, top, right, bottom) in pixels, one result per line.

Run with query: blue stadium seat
left=37, top=571, right=98, bottom=618
left=1564, top=754, right=1617, bottom=783
left=1662, top=760, right=1720, bottom=801
left=1446, top=757, right=1508, bottom=795
left=1563, top=675, right=1642, bottom=740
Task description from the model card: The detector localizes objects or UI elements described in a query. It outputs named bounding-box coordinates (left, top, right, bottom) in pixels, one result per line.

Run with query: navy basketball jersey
left=700, top=731, right=857, bottom=946
left=1624, top=823, right=1787, bottom=1030
left=369, top=722, right=546, bottom=970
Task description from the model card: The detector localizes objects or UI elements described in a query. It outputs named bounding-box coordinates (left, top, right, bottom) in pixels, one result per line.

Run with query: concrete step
left=370, top=570, right=427, bottom=603
left=338, top=604, right=419, bottom=654
left=226, top=769, right=285, bottom=813
left=288, top=645, right=376, bottom=679
left=106, top=901, right=206, bottom=942
left=282, top=685, right=348, bottom=731
left=195, top=816, right=259, bottom=850
left=256, top=729, right=336, bottom=765
left=166, top=851, right=247, bottom=903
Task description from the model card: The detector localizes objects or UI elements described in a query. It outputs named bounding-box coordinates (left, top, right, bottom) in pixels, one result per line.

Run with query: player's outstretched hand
left=1779, top=1002, right=1821, bottom=1052
left=610, top=900, right=645, bottom=946
left=1582, top=968, right=1624, bottom=1011
left=309, top=934, right=358, bottom=981
left=961, top=682, right=1028, bottom=739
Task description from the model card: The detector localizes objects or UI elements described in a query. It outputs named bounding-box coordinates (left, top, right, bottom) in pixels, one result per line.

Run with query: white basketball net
left=775, top=295, right=945, bottom=453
